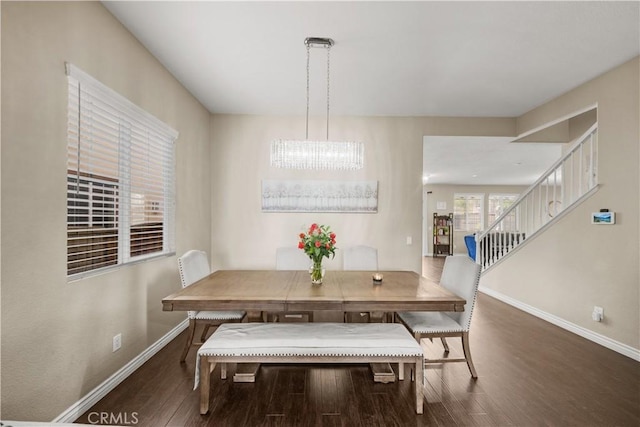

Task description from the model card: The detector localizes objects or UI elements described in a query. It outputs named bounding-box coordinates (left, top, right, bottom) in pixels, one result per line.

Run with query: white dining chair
left=273, top=247, right=314, bottom=322
left=396, top=255, right=482, bottom=378
left=276, top=247, right=310, bottom=270
left=343, top=245, right=379, bottom=323
left=343, top=245, right=378, bottom=271
left=178, top=250, right=246, bottom=362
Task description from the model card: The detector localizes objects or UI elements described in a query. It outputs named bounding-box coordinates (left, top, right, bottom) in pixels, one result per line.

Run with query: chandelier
left=270, top=37, right=364, bottom=170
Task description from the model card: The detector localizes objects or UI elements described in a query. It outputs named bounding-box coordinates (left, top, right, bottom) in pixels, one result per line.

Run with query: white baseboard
left=479, top=286, right=640, bottom=362
left=53, top=319, right=188, bottom=423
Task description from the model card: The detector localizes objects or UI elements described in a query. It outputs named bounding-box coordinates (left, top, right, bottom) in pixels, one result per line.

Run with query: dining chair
left=343, top=245, right=379, bottom=323
left=273, top=247, right=314, bottom=322
left=178, top=250, right=246, bottom=362
left=343, top=245, right=378, bottom=271
left=276, top=246, right=311, bottom=270
left=396, top=255, right=482, bottom=378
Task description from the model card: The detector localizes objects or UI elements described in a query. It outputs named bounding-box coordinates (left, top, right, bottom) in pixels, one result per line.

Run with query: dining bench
left=194, top=322, right=425, bottom=415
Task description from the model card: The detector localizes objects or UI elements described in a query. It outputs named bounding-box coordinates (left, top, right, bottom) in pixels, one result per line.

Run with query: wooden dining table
left=162, top=269, right=466, bottom=382
left=163, top=269, right=465, bottom=313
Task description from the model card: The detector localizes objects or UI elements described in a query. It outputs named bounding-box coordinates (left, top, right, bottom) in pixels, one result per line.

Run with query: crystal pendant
left=271, top=140, right=364, bottom=170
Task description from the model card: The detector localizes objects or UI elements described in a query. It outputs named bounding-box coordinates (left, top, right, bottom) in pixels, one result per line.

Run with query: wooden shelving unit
left=433, top=213, right=453, bottom=256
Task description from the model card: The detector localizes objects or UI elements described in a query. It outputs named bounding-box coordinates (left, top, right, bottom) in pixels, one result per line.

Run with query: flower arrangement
left=298, top=223, right=337, bottom=283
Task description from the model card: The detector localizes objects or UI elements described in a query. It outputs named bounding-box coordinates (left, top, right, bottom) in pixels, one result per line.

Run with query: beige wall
left=209, top=115, right=515, bottom=273
left=424, top=184, right=529, bottom=255
left=483, top=57, right=640, bottom=350
left=1, top=2, right=211, bottom=421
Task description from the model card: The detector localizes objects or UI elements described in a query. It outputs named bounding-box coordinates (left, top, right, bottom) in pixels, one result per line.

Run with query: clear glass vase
left=309, top=259, right=325, bottom=285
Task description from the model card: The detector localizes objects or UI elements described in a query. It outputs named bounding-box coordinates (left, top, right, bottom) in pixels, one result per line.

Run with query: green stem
left=310, top=259, right=323, bottom=282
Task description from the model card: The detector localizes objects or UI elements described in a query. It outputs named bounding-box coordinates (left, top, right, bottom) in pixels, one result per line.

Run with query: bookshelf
left=433, top=213, right=453, bottom=256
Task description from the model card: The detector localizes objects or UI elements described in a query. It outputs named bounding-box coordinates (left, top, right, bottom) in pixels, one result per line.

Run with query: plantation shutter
left=66, top=63, right=177, bottom=279
left=453, top=194, right=484, bottom=232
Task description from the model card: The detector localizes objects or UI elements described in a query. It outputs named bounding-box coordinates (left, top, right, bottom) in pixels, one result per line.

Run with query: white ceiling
left=102, top=1, right=639, bottom=184
left=423, top=136, right=563, bottom=185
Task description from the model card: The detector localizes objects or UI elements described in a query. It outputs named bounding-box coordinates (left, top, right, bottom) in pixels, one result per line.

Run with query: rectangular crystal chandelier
left=270, top=37, right=364, bottom=171
left=271, top=140, right=364, bottom=170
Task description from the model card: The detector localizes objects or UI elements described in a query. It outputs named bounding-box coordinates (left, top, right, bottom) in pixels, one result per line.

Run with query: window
left=488, top=194, right=519, bottom=231
left=66, top=64, right=177, bottom=279
left=454, top=193, right=484, bottom=232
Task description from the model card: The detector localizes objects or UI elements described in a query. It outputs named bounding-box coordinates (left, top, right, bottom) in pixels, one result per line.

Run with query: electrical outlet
left=592, top=306, right=604, bottom=322
left=406, top=236, right=412, bottom=245
left=113, top=333, right=122, bottom=352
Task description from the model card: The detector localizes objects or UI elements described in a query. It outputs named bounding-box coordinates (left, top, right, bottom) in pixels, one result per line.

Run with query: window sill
left=67, top=251, right=176, bottom=283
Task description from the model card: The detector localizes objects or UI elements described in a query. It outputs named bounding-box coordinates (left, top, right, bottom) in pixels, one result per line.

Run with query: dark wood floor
left=76, top=257, right=640, bottom=426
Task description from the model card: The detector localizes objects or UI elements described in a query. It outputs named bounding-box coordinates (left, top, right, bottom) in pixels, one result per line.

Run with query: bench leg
left=415, top=359, right=424, bottom=414
left=200, top=357, right=212, bottom=414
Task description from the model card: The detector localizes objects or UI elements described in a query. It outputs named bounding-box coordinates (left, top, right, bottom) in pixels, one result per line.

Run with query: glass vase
left=309, top=259, right=325, bottom=285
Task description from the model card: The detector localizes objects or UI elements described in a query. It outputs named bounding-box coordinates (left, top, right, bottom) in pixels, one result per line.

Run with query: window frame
left=488, top=193, right=520, bottom=231
left=66, top=63, right=177, bottom=281
left=453, top=193, right=484, bottom=233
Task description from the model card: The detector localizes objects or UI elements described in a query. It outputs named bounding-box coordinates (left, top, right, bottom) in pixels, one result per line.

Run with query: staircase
left=475, top=123, right=599, bottom=271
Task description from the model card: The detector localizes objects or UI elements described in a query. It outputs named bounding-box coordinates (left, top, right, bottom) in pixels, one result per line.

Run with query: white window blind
left=453, top=193, right=484, bottom=232
left=66, top=63, right=177, bottom=279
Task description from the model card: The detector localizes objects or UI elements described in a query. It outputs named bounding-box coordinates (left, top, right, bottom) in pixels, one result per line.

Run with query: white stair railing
left=476, top=123, right=598, bottom=271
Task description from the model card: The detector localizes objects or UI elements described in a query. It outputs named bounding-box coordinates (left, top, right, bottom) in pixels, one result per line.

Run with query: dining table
left=162, top=269, right=466, bottom=382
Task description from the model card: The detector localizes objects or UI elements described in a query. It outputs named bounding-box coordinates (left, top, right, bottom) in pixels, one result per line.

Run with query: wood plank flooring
left=76, top=257, right=640, bottom=426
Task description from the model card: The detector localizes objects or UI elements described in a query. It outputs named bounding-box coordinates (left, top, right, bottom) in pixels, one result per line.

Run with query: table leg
left=233, top=363, right=260, bottom=383
left=246, top=310, right=264, bottom=322
left=368, top=312, right=396, bottom=382
left=233, top=311, right=263, bottom=382
left=370, top=363, right=396, bottom=383
left=369, top=311, right=386, bottom=322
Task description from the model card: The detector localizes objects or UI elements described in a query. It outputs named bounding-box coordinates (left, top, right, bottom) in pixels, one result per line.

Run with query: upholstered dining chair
left=178, top=250, right=246, bottom=362
left=396, top=255, right=482, bottom=378
left=343, top=245, right=378, bottom=271
left=273, top=247, right=314, bottom=322
left=276, top=246, right=311, bottom=270
left=343, top=245, right=379, bottom=323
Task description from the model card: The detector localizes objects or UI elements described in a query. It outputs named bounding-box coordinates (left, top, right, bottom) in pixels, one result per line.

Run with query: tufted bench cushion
left=195, top=322, right=424, bottom=415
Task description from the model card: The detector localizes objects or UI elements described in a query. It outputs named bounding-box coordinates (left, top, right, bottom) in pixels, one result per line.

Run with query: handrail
left=476, top=122, right=598, bottom=271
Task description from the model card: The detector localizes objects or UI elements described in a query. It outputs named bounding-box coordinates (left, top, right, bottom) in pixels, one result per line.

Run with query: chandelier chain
left=326, top=45, right=331, bottom=141
left=306, top=44, right=310, bottom=140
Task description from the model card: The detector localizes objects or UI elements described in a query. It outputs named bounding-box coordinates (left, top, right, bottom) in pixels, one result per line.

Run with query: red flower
left=298, top=223, right=337, bottom=263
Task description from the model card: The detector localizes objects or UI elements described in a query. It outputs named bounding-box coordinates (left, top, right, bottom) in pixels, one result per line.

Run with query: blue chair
left=464, top=235, right=476, bottom=261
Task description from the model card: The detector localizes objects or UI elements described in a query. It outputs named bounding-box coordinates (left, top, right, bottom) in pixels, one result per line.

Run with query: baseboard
left=53, top=319, right=189, bottom=423
left=479, top=286, right=640, bottom=362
